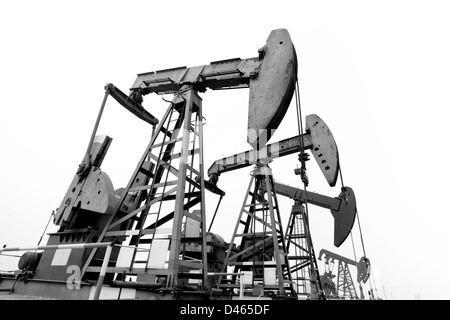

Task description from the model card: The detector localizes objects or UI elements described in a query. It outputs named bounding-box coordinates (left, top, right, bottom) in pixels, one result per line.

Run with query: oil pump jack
left=318, top=249, right=371, bottom=299
left=206, top=114, right=357, bottom=299
left=0, top=29, right=359, bottom=300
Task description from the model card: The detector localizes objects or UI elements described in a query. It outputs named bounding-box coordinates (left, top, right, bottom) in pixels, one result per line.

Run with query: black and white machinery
left=0, top=29, right=367, bottom=300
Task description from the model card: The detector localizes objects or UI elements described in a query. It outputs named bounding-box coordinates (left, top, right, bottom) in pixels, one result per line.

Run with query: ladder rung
left=129, top=185, right=152, bottom=192
left=151, top=137, right=183, bottom=149
left=253, top=206, right=278, bottom=212
left=241, top=212, right=273, bottom=229
left=170, top=148, right=200, bottom=161
left=146, top=186, right=179, bottom=206
left=152, top=180, right=179, bottom=188
left=148, top=154, right=179, bottom=178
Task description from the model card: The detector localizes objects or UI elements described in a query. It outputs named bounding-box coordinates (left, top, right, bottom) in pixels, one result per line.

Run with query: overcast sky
left=1, top=0, right=449, bottom=300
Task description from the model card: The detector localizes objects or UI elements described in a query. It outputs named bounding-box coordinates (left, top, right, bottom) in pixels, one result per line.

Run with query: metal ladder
left=80, top=86, right=209, bottom=289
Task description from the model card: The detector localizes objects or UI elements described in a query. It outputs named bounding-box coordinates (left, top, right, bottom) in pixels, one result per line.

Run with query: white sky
left=1, top=0, right=449, bottom=300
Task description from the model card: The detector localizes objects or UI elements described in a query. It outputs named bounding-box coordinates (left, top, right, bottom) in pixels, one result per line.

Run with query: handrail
left=0, top=242, right=114, bottom=253
left=0, top=242, right=115, bottom=300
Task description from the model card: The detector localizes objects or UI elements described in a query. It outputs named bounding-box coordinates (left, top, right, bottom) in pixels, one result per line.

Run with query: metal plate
left=247, top=29, right=297, bottom=149
left=331, top=187, right=357, bottom=247
left=306, top=114, right=339, bottom=187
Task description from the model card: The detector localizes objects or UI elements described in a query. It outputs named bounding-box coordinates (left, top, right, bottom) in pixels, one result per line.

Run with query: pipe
left=0, top=242, right=114, bottom=253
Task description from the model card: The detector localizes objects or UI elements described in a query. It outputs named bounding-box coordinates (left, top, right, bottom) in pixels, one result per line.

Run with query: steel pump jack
left=34, top=29, right=299, bottom=292
left=318, top=249, right=371, bottom=299
left=7, top=29, right=358, bottom=301
left=206, top=115, right=357, bottom=298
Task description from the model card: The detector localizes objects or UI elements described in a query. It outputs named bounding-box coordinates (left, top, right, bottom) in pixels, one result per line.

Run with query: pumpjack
left=0, top=29, right=359, bottom=300
left=318, top=249, right=371, bottom=299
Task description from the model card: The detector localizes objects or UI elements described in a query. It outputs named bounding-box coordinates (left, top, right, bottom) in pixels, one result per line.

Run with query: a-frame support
left=217, top=163, right=295, bottom=298
left=80, top=85, right=209, bottom=290
left=337, top=261, right=358, bottom=299
left=165, top=87, right=208, bottom=288
left=284, top=202, right=324, bottom=299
